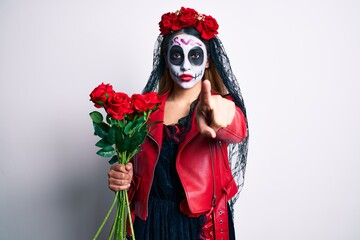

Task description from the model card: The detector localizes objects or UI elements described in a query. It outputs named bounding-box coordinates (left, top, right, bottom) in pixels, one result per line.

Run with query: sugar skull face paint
left=167, top=33, right=208, bottom=89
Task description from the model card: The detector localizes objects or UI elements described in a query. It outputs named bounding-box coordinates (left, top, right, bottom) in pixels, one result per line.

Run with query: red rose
left=105, top=92, right=133, bottom=120
left=195, top=15, right=219, bottom=40
left=177, top=7, right=198, bottom=29
left=131, top=94, right=147, bottom=112
left=131, top=92, right=160, bottom=112
left=159, top=12, right=178, bottom=35
left=144, top=92, right=161, bottom=109
left=89, top=83, right=115, bottom=108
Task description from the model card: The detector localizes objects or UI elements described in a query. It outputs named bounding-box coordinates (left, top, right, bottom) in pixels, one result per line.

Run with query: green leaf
left=108, top=155, right=118, bottom=165
left=90, top=111, right=103, bottom=124
left=127, top=129, right=147, bottom=153
left=117, top=135, right=130, bottom=153
left=106, top=114, right=112, bottom=124
left=107, top=127, right=116, bottom=144
left=114, top=126, right=124, bottom=145
left=95, top=138, right=112, bottom=148
left=129, top=148, right=140, bottom=158
left=124, top=121, right=133, bottom=135
left=96, top=146, right=115, bottom=157
left=117, top=120, right=126, bottom=128
left=93, top=122, right=107, bottom=138
left=93, top=122, right=108, bottom=138
left=134, top=115, right=146, bottom=126
left=99, top=122, right=110, bottom=131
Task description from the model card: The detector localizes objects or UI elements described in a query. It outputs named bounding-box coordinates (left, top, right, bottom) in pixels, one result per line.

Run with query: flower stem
left=125, top=191, right=135, bottom=240
left=93, top=192, right=118, bottom=240
left=114, top=192, right=122, bottom=240
left=121, top=190, right=126, bottom=238
left=108, top=214, right=117, bottom=240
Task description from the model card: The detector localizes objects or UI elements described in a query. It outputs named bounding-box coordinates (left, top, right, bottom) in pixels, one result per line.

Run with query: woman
left=108, top=7, right=249, bottom=240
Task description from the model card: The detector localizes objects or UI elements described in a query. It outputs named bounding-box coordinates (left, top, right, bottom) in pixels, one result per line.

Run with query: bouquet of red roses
left=89, top=83, right=160, bottom=240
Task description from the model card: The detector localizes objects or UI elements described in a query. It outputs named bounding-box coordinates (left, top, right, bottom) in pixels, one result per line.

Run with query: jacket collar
left=148, top=90, right=202, bottom=148
left=178, top=103, right=200, bottom=151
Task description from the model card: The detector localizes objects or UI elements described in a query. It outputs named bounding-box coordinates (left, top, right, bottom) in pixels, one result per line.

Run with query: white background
left=1, top=0, right=359, bottom=239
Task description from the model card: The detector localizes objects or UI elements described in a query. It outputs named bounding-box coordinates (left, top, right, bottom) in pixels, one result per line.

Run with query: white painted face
left=167, top=33, right=208, bottom=89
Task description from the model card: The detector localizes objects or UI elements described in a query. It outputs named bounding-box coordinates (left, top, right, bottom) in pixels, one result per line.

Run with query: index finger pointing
left=200, top=80, right=212, bottom=108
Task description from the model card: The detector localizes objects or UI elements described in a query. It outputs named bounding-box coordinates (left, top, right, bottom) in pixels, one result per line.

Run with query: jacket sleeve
left=215, top=105, right=247, bottom=143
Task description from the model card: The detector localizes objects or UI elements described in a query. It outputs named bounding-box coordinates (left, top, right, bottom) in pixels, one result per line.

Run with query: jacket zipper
left=176, top=131, right=200, bottom=208
left=209, top=139, right=217, bottom=207
left=145, top=133, right=161, bottom=218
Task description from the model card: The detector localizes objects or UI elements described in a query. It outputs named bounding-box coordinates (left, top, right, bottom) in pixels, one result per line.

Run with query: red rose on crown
left=158, top=7, right=219, bottom=40
left=159, top=12, right=178, bottom=35
left=177, top=7, right=198, bottom=28
left=196, top=15, right=219, bottom=40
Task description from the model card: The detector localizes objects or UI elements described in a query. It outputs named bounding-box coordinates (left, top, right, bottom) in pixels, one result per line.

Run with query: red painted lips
left=179, top=74, right=193, bottom=82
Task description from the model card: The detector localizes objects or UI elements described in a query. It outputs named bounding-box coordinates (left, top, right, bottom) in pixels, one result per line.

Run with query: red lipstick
left=179, top=74, right=193, bottom=82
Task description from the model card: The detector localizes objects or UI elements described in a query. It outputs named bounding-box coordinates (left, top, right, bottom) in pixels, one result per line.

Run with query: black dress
left=133, top=102, right=235, bottom=240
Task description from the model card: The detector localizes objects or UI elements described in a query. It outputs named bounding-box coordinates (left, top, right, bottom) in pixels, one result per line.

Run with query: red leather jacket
left=129, top=92, right=247, bottom=239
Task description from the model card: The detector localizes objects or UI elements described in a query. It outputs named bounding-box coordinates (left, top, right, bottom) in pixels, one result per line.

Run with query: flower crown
left=159, top=7, right=219, bottom=40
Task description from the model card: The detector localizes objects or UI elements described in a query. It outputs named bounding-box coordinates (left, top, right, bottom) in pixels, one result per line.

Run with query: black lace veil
left=143, top=34, right=249, bottom=216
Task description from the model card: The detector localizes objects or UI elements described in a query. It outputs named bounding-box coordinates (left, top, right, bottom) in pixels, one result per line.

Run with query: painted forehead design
left=170, top=36, right=203, bottom=47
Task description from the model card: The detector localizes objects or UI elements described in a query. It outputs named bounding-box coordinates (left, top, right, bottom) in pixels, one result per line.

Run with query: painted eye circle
left=188, top=47, right=204, bottom=66
left=169, top=45, right=184, bottom=66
